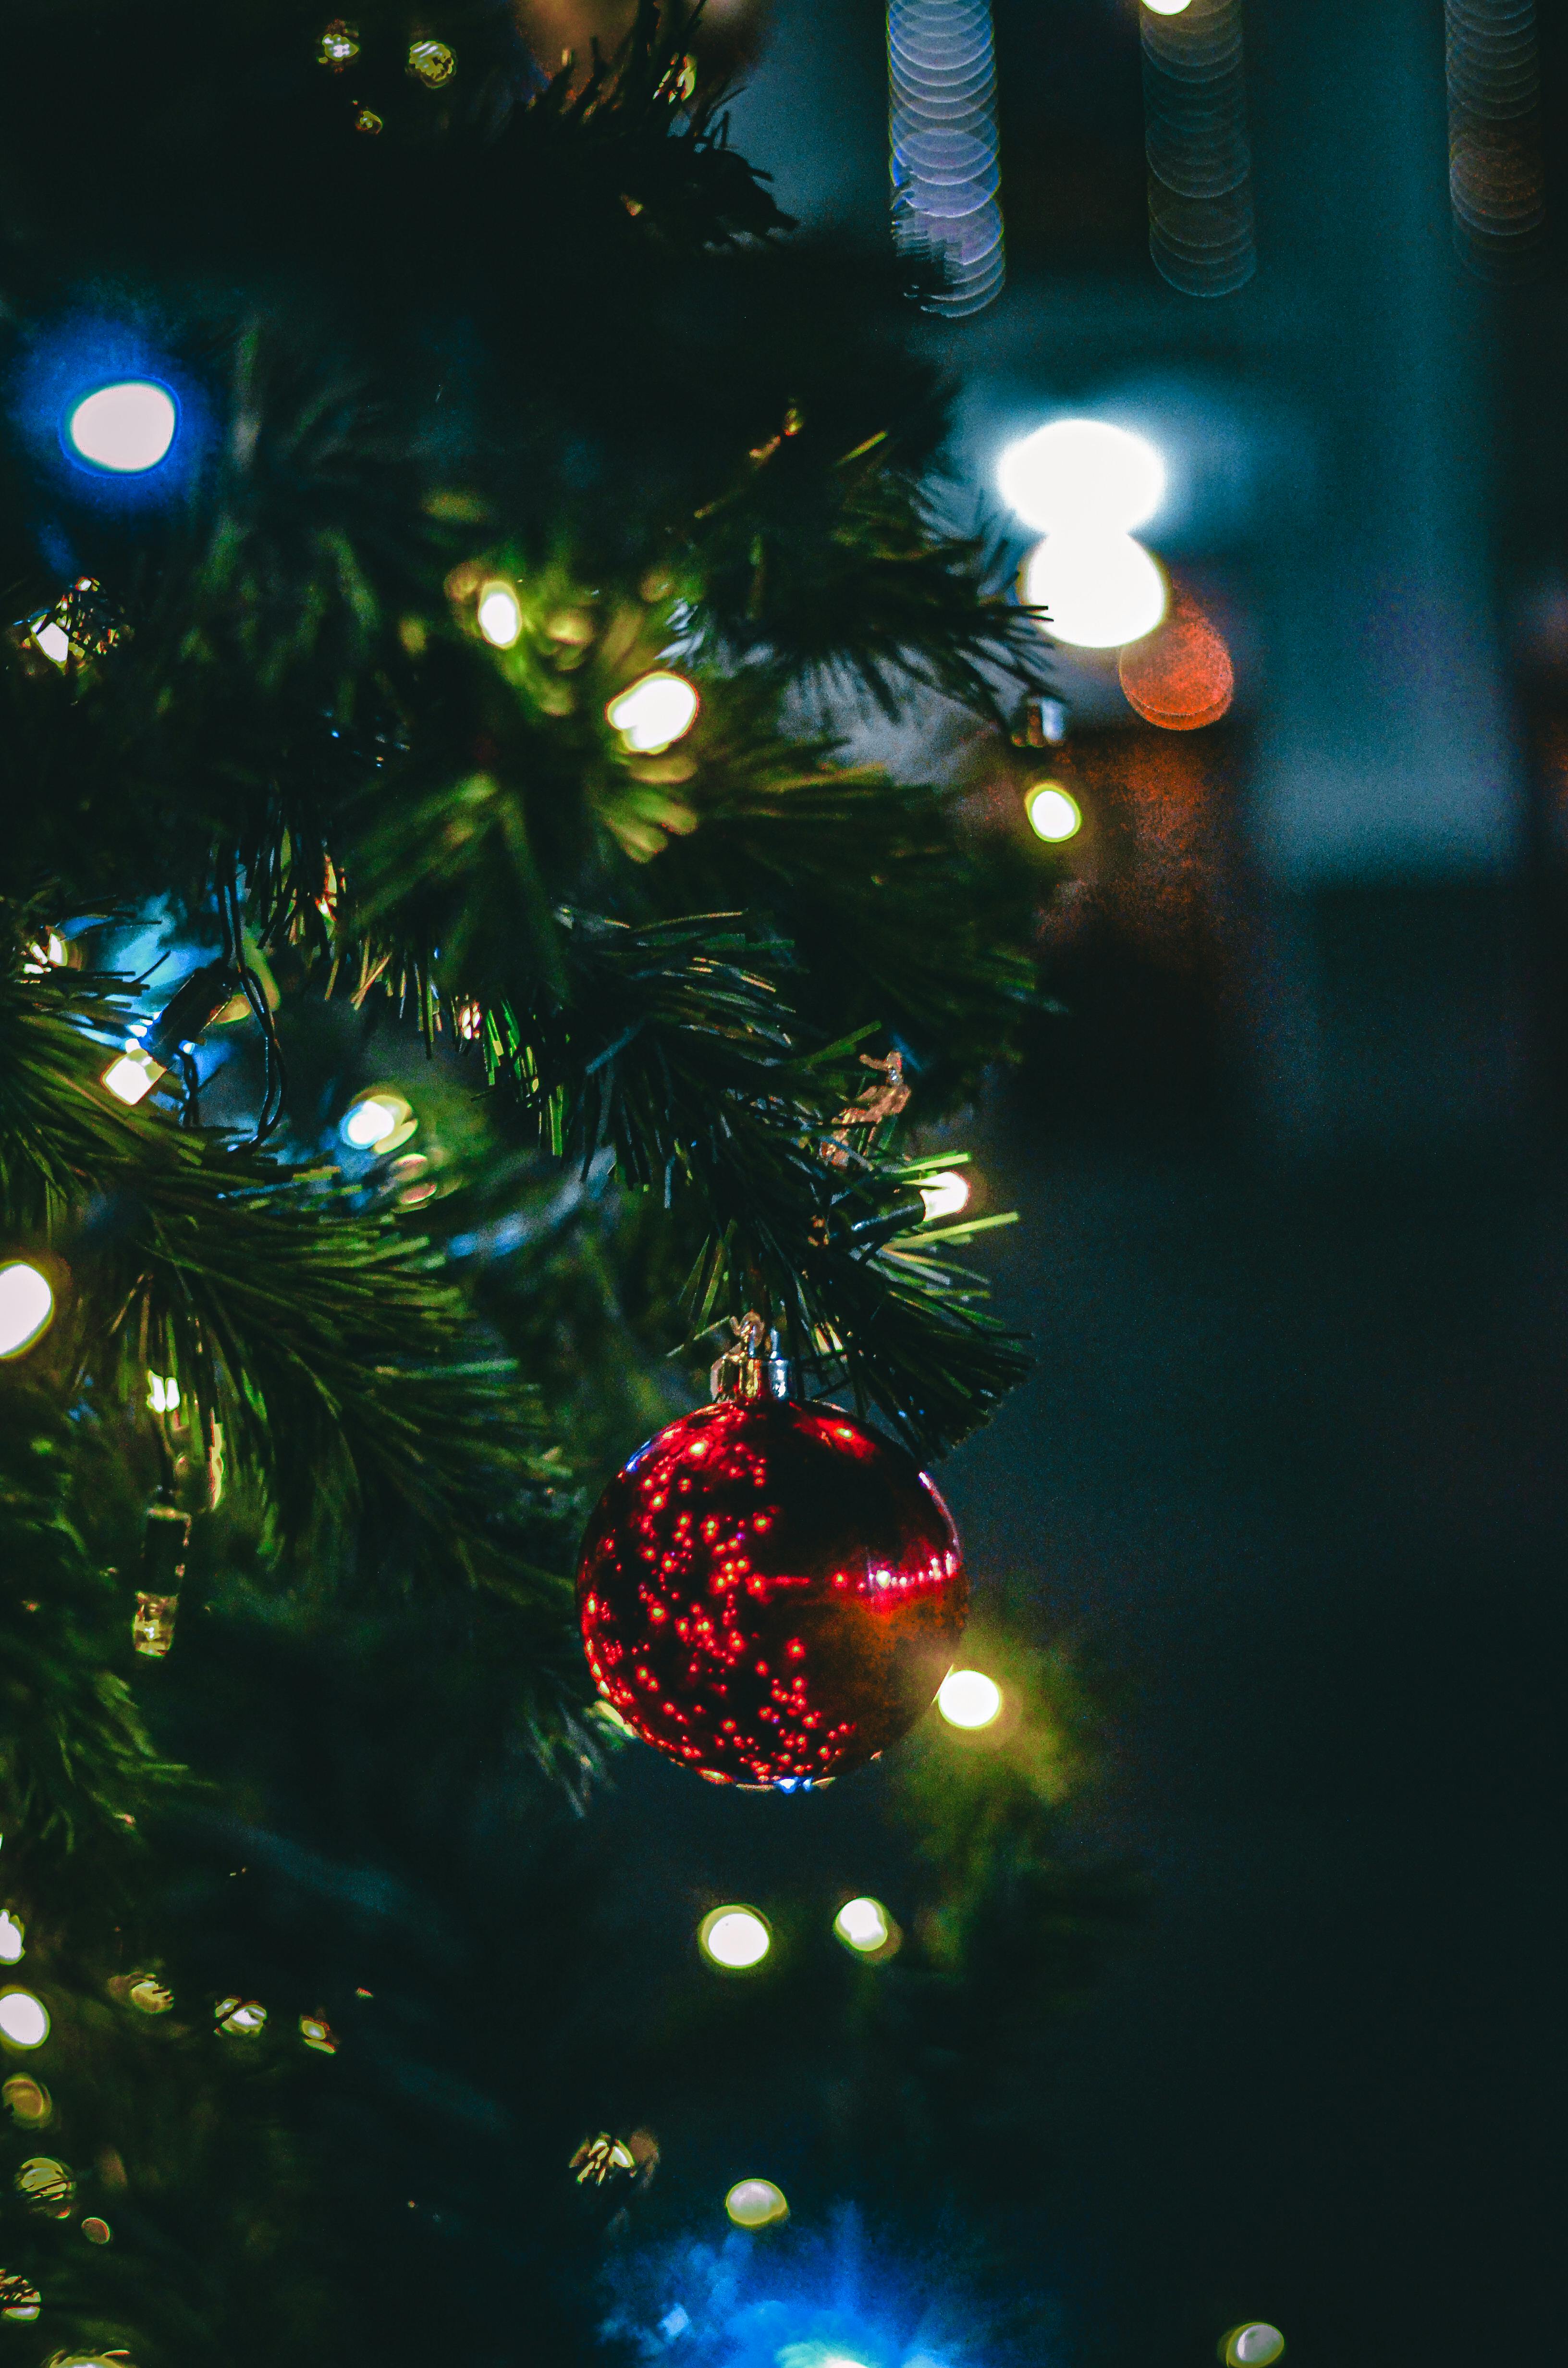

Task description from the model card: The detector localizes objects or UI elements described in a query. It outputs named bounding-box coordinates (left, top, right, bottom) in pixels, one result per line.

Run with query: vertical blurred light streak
left=1445, top=0, right=1544, bottom=280
left=888, top=0, right=1005, bottom=318
left=1140, top=0, right=1255, bottom=296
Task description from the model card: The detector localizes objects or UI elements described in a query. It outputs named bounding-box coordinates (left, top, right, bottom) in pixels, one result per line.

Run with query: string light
left=1143, top=0, right=1191, bottom=12
left=1025, top=784, right=1082, bottom=843
left=698, top=1907, right=771, bottom=1969
left=918, top=1171, right=971, bottom=1221
left=66, top=382, right=178, bottom=473
left=0, top=1918, right=24, bottom=1967
left=936, top=1668, right=1002, bottom=1729
left=0, top=1264, right=54, bottom=1361
left=146, top=1372, right=180, bottom=1415
left=214, top=1996, right=268, bottom=2038
left=833, top=1897, right=900, bottom=1956
left=607, top=670, right=700, bottom=754
left=477, top=581, right=523, bottom=648
left=998, top=419, right=1166, bottom=536
left=102, top=1048, right=162, bottom=1106
left=0, top=1993, right=49, bottom=2049
left=725, top=2176, right=788, bottom=2228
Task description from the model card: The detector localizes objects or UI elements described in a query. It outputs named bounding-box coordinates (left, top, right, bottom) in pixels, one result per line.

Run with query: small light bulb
left=66, top=381, right=179, bottom=474
left=340, top=1091, right=413, bottom=1151
left=833, top=1897, right=890, bottom=1953
left=725, top=2177, right=788, bottom=2228
left=606, top=670, right=700, bottom=754
left=102, top=1049, right=164, bottom=1106
left=1026, top=784, right=1082, bottom=843
left=33, top=622, right=71, bottom=666
left=0, top=1992, right=49, bottom=2049
left=1021, top=531, right=1167, bottom=651
left=147, top=1373, right=181, bottom=1415
left=477, top=581, right=523, bottom=648
left=936, top=1669, right=1003, bottom=1729
left=1225, top=2329, right=1286, bottom=2368
left=918, top=1171, right=971, bottom=1222
left=698, top=1906, right=771, bottom=1969
left=0, top=1265, right=54, bottom=1361
left=0, top=1915, right=24, bottom=1966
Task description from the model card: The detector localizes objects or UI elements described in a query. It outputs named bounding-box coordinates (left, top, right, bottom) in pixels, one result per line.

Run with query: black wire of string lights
left=1446, top=0, right=1544, bottom=279
left=1139, top=0, right=1256, bottom=298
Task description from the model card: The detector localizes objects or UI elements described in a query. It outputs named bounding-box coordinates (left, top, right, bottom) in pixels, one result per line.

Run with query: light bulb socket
left=142, top=961, right=238, bottom=1070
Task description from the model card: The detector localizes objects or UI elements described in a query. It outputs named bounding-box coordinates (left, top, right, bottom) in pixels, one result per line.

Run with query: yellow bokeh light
left=0, top=1265, right=54, bottom=1361
left=698, top=1907, right=771, bottom=1969
left=102, top=1049, right=161, bottom=1106
left=833, top=1897, right=890, bottom=1953
left=0, top=1916, right=24, bottom=1967
left=918, top=1171, right=971, bottom=1222
left=0, top=1992, right=49, bottom=2049
left=477, top=581, right=523, bottom=648
left=936, top=1669, right=1003, bottom=1730
left=1026, top=784, right=1082, bottom=844
left=725, top=2176, right=788, bottom=2228
left=607, top=670, right=700, bottom=754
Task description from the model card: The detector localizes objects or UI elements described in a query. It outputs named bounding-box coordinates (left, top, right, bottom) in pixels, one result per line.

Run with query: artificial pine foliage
left=0, top=6, right=1124, bottom=2361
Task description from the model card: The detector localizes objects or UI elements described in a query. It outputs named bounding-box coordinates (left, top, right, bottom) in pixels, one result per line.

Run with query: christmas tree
left=0, top=6, right=1122, bottom=2362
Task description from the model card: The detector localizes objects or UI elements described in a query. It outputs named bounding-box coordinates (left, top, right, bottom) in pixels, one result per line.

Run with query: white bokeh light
left=833, top=1897, right=891, bottom=1953
left=1142, top=0, right=1192, bottom=14
left=340, top=1091, right=414, bottom=1153
left=698, top=1906, right=771, bottom=1969
left=102, top=1049, right=160, bottom=1106
left=607, top=671, right=700, bottom=754
left=918, top=1171, right=971, bottom=1222
left=1025, top=784, right=1083, bottom=844
left=725, top=2176, right=788, bottom=2228
left=0, top=1916, right=24, bottom=1966
left=0, top=1264, right=54, bottom=1361
left=1228, top=2329, right=1286, bottom=2368
left=1021, top=531, right=1167, bottom=650
left=67, top=382, right=178, bottom=473
left=477, top=581, right=522, bottom=648
left=0, top=1992, right=49, bottom=2048
left=997, top=418, right=1166, bottom=535
left=936, top=1669, right=1003, bottom=1729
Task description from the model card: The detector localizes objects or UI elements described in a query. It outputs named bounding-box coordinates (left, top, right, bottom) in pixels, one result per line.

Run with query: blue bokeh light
left=7, top=311, right=208, bottom=515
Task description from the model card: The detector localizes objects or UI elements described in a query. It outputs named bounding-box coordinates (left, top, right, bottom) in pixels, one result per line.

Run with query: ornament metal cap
left=709, top=1312, right=796, bottom=1404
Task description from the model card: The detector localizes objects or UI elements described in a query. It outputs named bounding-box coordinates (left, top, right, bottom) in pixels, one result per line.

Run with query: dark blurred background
left=711, top=2, right=1568, bottom=2361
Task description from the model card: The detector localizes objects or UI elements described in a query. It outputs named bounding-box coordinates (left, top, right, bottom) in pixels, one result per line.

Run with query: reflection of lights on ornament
left=455, top=1000, right=483, bottom=1042
left=999, top=419, right=1166, bottom=535
left=0, top=2275, right=40, bottom=2319
left=0, top=1917, right=24, bottom=1967
left=300, top=2013, right=339, bottom=2055
left=354, top=105, right=383, bottom=134
left=215, top=1997, right=267, bottom=2038
left=936, top=1669, right=1002, bottom=1729
left=1025, top=784, right=1083, bottom=844
left=407, top=37, right=456, bottom=85
left=15, top=2157, right=71, bottom=2216
left=318, top=17, right=360, bottom=65
left=1, top=2078, right=50, bottom=2126
left=833, top=1897, right=892, bottom=1953
left=1021, top=532, right=1167, bottom=651
left=81, top=2217, right=112, bottom=2245
left=66, top=382, right=178, bottom=474
left=340, top=1089, right=415, bottom=1152
left=606, top=670, right=700, bottom=754
left=146, top=1372, right=180, bottom=1415
left=132, top=1592, right=179, bottom=1659
left=1223, top=2329, right=1285, bottom=2368
left=477, top=581, right=523, bottom=648
left=698, top=1907, right=771, bottom=1970
left=102, top=1048, right=163, bottom=1106
left=0, top=1264, right=54, bottom=1361
left=918, top=1171, right=971, bottom=1222
left=725, top=2177, right=788, bottom=2229
left=0, top=1994, right=49, bottom=2049
left=127, top=1977, right=173, bottom=2015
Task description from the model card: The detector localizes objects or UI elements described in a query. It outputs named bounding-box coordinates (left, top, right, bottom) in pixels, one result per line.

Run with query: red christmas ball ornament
left=576, top=1335, right=967, bottom=1790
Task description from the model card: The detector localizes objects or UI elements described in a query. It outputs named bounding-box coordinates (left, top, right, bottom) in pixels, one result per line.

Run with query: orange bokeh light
left=1118, top=594, right=1235, bottom=732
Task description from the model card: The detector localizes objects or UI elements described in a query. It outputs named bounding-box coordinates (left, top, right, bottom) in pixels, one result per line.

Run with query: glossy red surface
left=576, top=1398, right=968, bottom=1788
